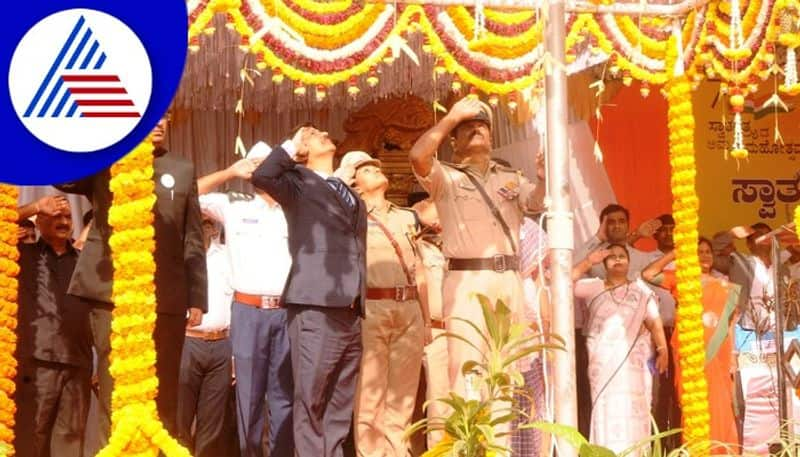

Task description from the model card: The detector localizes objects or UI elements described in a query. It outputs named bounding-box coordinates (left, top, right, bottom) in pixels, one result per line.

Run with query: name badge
left=497, top=180, right=519, bottom=200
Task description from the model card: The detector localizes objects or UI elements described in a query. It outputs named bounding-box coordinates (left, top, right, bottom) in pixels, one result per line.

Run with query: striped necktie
left=327, top=177, right=356, bottom=210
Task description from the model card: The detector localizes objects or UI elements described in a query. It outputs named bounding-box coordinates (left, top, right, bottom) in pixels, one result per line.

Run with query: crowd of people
left=12, top=96, right=798, bottom=457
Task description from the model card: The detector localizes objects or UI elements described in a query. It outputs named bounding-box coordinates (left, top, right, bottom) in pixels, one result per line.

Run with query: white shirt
left=200, top=193, right=292, bottom=296
left=644, top=250, right=677, bottom=327
left=192, top=242, right=232, bottom=333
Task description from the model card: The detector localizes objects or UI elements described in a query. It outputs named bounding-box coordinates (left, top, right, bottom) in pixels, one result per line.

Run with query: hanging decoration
left=0, top=185, right=18, bottom=457
left=779, top=4, right=800, bottom=95
left=666, top=72, right=712, bottom=454
left=97, top=140, right=190, bottom=457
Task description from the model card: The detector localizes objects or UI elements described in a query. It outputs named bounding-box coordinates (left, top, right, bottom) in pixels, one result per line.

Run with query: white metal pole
left=544, top=0, right=579, bottom=455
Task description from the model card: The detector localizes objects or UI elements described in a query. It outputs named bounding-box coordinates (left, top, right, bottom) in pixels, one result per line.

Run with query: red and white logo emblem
left=8, top=9, right=152, bottom=152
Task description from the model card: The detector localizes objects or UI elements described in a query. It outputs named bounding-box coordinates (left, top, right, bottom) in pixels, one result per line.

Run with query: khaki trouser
left=443, top=269, right=524, bottom=451
left=443, top=270, right=524, bottom=395
left=423, top=327, right=449, bottom=448
left=355, top=299, right=424, bottom=457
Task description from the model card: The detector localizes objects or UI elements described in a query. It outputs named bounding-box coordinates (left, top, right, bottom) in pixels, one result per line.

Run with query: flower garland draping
left=97, top=140, right=190, bottom=457
left=188, top=0, right=546, bottom=96
left=666, top=74, right=711, bottom=453
left=186, top=0, right=800, bottom=119
left=0, top=185, right=18, bottom=457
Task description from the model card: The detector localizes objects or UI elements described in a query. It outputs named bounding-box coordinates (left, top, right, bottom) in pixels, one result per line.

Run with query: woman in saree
left=642, top=237, right=741, bottom=453
left=572, top=244, right=669, bottom=455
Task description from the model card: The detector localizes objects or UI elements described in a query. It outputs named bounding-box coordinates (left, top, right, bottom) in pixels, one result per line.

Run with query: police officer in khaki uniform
left=409, top=96, right=545, bottom=400
left=335, top=151, right=430, bottom=457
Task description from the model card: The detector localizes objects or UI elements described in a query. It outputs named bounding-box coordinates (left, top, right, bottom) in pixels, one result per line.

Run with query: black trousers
left=575, top=331, right=592, bottom=438
left=287, top=305, right=362, bottom=457
left=652, top=326, right=681, bottom=450
left=154, top=313, right=187, bottom=437
left=15, top=358, right=91, bottom=457
left=176, top=336, right=238, bottom=457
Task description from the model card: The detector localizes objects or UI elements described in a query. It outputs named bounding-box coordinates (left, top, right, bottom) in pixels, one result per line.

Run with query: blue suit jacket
left=252, top=145, right=367, bottom=314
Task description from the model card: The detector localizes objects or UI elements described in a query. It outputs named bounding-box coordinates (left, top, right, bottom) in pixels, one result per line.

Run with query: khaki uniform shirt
left=414, top=158, right=544, bottom=259
left=366, top=203, right=418, bottom=288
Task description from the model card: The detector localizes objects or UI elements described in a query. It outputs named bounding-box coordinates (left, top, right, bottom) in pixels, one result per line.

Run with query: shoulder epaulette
left=227, top=191, right=255, bottom=202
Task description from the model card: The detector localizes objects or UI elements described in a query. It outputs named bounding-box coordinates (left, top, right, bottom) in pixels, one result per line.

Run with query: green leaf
left=448, top=317, right=492, bottom=350
left=579, top=443, right=617, bottom=457
left=476, top=294, right=501, bottom=345
left=435, top=331, right=486, bottom=359
left=523, top=421, right=589, bottom=451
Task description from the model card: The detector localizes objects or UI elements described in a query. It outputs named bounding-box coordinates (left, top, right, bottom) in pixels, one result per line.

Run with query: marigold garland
left=666, top=74, right=711, bottom=454
left=483, top=7, right=535, bottom=24
left=0, top=185, right=18, bottom=457
left=446, top=6, right=543, bottom=56
left=285, top=0, right=353, bottom=14
left=263, top=0, right=385, bottom=49
left=96, top=140, right=190, bottom=457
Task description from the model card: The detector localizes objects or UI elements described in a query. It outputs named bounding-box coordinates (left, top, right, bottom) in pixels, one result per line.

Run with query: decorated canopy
left=186, top=0, right=800, bottom=99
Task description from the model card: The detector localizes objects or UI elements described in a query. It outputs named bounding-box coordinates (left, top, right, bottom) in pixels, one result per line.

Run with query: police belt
left=366, top=286, right=418, bottom=301
left=448, top=255, right=519, bottom=273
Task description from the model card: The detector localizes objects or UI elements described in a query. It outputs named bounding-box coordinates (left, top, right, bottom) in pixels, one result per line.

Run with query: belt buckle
left=493, top=254, right=507, bottom=273
left=260, top=296, right=275, bottom=309
left=395, top=286, right=406, bottom=301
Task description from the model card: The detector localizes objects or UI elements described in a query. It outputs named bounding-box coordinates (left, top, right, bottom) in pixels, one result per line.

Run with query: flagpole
left=544, top=0, right=579, bottom=455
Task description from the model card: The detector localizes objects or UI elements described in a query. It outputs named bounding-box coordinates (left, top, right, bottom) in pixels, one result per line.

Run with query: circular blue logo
left=3, top=1, right=187, bottom=185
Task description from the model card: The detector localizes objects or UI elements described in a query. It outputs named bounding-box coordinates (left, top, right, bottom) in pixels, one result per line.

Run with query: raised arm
left=572, top=248, right=610, bottom=281
left=251, top=133, right=303, bottom=205
left=198, top=158, right=259, bottom=195
left=17, top=195, right=70, bottom=221
left=641, top=250, right=676, bottom=284
left=409, top=98, right=483, bottom=177
left=522, top=151, right=547, bottom=213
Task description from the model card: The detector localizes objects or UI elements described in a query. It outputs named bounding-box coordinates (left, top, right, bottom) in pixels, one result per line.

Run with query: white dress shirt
left=200, top=193, right=292, bottom=296
left=191, top=242, right=232, bottom=333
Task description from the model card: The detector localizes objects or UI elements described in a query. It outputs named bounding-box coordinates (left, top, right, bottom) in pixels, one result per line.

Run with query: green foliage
left=406, top=294, right=564, bottom=457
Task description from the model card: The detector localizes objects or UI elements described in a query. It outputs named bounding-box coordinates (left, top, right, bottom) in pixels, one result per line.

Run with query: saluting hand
left=36, top=195, right=69, bottom=216
left=596, top=215, right=609, bottom=242
left=635, top=218, right=663, bottom=239
left=228, top=158, right=258, bottom=180
left=587, top=248, right=612, bottom=265
left=446, top=97, right=484, bottom=124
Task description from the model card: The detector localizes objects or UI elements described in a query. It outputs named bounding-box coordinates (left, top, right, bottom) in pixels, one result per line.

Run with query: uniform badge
left=160, top=173, right=175, bottom=200
left=497, top=180, right=519, bottom=200
left=160, top=173, right=175, bottom=189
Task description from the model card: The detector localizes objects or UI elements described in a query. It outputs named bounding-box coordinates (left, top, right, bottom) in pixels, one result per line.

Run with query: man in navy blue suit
left=251, top=125, right=367, bottom=457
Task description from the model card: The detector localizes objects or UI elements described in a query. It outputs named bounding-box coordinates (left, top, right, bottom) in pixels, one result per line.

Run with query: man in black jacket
left=14, top=198, right=92, bottom=457
left=251, top=125, right=366, bottom=457
left=55, top=116, right=207, bottom=441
